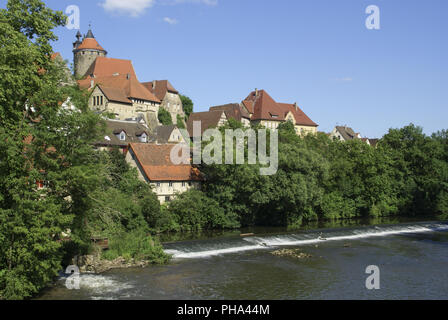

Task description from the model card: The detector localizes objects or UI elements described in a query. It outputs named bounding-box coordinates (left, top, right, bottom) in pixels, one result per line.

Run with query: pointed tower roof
left=85, top=28, right=95, bottom=39
left=73, top=27, right=107, bottom=53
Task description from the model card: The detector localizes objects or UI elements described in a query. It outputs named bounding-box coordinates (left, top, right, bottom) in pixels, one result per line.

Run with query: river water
left=37, top=219, right=448, bottom=300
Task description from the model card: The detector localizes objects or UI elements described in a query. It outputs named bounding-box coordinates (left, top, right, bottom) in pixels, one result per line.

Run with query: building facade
left=142, top=80, right=185, bottom=125
left=125, top=143, right=203, bottom=203
left=73, top=29, right=107, bottom=79
left=74, top=28, right=161, bottom=128
left=95, top=119, right=150, bottom=153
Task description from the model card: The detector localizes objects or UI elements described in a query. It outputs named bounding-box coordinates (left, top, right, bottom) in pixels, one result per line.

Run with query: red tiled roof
left=243, top=90, right=318, bottom=127
left=84, top=57, right=136, bottom=78
left=76, top=38, right=106, bottom=52
left=242, top=100, right=254, bottom=114
left=209, top=103, right=250, bottom=122
left=141, top=80, right=179, bottom=101
left=78, top=74, right=160, bottom=103
left=128, top=143, right=202, bottom=182
left=277, top=103, right=318, bottom=127
left=244, top=90, right=286, bottom=122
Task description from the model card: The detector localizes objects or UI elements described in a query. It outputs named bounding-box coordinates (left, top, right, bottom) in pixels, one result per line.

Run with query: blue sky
left=4, top=0, right=448, bottom=138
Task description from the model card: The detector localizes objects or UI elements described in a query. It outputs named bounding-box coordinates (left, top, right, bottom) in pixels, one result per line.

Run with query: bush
left=167, top=190, right=240, bottom=231
left=158, top=108, right=173, bottom=125
left=176, top=114, right=186, bottom=129
left=102, top=231, right=171, bottom=264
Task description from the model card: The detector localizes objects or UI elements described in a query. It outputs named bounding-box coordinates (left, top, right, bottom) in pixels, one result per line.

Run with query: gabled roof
left=84, top=57, right=136, bottom=78
left=149, top=125, right=180, bottom=144
left=186, top=110, right=227, bottom=138
left=244, top=90, right=286, bottom=122
left=128, top=143, right=203, bottom=182
left=243, top=89, right=318, bottom=127
left=277, top=103, right=318, bottom=127
left=142, top=80, right=179, bottom=101
left=78, top=73, right=161, bottom=104
left=241, top=100, right=254, bottom=114
left=335, top=126, right=359, bottom=141
left=96, top=120, right=149, bottom=147
left=368, top=139, right=379, bottom=147
left=209, top=103, right=251, bottom=122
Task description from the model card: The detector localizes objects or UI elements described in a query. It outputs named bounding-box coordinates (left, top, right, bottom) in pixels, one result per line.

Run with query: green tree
left=0, top=0, right=104, bottom=299
left=176, top=114, right=186, bottom=129
left=158, top=107, right=172, bottom=125
left=167, top=190, right=239, bottom=231
left=180, top=95, right=193, bottom=118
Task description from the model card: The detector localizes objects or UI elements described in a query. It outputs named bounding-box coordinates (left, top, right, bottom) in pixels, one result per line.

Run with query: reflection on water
left=37, top=217, right=448, bottom=300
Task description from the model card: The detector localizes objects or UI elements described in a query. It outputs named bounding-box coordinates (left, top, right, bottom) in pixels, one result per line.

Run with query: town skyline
left=33, top=0, right=448, bottom=138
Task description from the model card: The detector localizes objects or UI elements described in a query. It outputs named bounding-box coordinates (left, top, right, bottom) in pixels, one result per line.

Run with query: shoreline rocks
left=71, top=254, right=150, bottom=274
left=271, top=249, right=312, bottom=259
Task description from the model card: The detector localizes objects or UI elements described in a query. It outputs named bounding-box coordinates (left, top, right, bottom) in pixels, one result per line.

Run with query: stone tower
left=73, top=28, right=107, bottom=79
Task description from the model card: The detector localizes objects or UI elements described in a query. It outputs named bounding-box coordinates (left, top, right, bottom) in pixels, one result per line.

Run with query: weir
left=163, top=222, right=448, bottom=259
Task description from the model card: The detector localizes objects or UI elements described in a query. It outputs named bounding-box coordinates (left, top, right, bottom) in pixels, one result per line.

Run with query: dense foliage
left=0, top=0, right=168, bottom=300
left=158, top=107, right=172, bottom=125
left=1, top=0, right=446, bottom=301
left=176, top=114, right=186, bottom=129
left=180, top=95, right=193, bottom=118
left=163, top=121, right=448, bottom=230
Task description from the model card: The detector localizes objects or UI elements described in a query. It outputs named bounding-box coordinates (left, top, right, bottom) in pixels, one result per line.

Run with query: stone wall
left=88, top=87, right=160, bottom=130
left=74, top=50, right=105, bottom=79
left=160, top=92, right=184, bottom=125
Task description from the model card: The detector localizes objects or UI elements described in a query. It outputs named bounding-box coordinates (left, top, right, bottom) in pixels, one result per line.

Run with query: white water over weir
left=163, top=222, right=448, bottom=259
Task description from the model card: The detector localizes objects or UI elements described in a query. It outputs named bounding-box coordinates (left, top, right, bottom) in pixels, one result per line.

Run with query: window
left=169, top=182, right=173, bottom=187
left=165, top=196, right=171, bottom=202
left=120, top=131, right=126, bottom=141
left=182, top=182, right=186, bottom=187
left=140, top=134, right=147, bottom=143
left=156, top=182, right=161, bottom=187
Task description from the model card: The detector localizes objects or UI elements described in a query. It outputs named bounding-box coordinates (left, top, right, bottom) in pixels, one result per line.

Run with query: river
left=37, top=218, right=448, bottom=300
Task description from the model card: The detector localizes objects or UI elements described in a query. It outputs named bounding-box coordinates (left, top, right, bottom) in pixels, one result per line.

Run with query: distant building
left=330, top=126, right=379, bottom=147
left=209, top=103, right=251, bottom=127
left=142, top=80, right=185, bottom=126
left=330, top=126, right=362, bottom=142
left=186, top=110, right=228, bottom=139
left=242, top=89, right=318, bottom=136
left=96, top=119, right=150, bottom=153
left=188, top=89, right=318, bottom=136
left=74, top=28, right=161, bottom=128
left=73, top=29, right=107, bottom=79
left=368, top=139, right=379, bottom=148
left=125, top=144, right=203, bottom=203
left=149, top=125, right=187, bottom=144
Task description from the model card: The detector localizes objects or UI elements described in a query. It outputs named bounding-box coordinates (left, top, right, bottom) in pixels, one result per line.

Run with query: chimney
left=152, top=81, right=156, bottom=89
left=255, top=88, right=258, bottom=97
left=90, top=79, right=94, bottom=89
left=294, top=102, right=298, bottom=111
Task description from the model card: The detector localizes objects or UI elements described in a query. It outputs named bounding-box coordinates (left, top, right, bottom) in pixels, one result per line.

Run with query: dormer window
left=119, top=131, right=126, bottom=141
left=139, top=133, right=147, bottom=143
